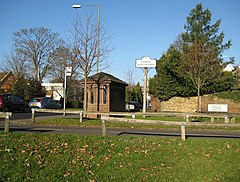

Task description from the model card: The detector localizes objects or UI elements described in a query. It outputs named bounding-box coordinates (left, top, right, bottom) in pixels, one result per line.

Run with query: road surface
left=1, top=120, right=240, bottom=139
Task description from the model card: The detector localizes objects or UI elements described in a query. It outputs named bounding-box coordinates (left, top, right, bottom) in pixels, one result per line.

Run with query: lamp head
left=72, top=4, right=81, bottom=8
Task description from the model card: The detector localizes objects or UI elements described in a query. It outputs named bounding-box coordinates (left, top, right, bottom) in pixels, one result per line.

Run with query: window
left=103, top=85, right=107, bottom=104
left=90, top=85, right=94, bottom=104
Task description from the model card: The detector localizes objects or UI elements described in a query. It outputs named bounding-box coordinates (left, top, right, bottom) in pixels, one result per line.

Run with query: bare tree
left=68, top=14, right=112, bottom=111
left=124, top=66, right=136, bottom=86
left=0, top=51, right=29, bottom=79
left=48, top=45, right=82, bottom=101
left=49, top=46, right=80, bottom=81
left=180, top=43, right=222, bottom=112
left=13, top=27, right=64, bottom=82
left=124, top=66, right=136, bottom=102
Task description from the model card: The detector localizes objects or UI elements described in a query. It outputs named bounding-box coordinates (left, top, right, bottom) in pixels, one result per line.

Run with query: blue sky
left=0, top=0, right=239, bottom=84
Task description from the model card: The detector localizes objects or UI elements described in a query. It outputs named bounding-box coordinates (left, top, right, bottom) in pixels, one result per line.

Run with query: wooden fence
left=3, top=109, right=240, bottom=141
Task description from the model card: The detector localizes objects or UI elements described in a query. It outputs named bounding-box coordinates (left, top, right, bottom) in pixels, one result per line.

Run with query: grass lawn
left=37, top=116, right=240, bottom=131
left=0, top=132, right=240, bottom=181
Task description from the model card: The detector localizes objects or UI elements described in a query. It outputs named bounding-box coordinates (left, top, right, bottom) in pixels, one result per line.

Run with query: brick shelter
left=81, top=72, right=128, bottom=112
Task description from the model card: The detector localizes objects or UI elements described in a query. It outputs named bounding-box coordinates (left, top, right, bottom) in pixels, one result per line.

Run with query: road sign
left=136, top=56, right=156, bottom=68
left=65, top=67, right=72, bottom=76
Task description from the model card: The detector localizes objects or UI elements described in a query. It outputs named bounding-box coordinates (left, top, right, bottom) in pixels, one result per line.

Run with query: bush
left=69, top=100, right=83, bottom=108
left=214, top=90, right=240, bottom=103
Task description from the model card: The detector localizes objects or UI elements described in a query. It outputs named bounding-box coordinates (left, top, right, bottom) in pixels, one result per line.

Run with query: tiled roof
left=0, top=72, right=15, bottom=92
left=81, top=72, right=128, bottom=85
left=0, top=72, right=11, bottom=81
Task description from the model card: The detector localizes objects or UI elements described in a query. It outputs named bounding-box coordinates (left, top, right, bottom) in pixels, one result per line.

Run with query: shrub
left=69, top=100, right=83, bottom=108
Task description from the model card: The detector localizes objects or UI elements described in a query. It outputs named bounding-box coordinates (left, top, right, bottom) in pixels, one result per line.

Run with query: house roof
left=223, top=64, right=235, bottom=72
left=0, top=72, right=15, bottom=92
left=0, top=72, right=12, bottom=81
left=80, top=72, right=128, bottom=85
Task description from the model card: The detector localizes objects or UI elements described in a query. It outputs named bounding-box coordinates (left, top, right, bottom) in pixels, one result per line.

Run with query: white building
left=41, top=83, right=64, bottom=101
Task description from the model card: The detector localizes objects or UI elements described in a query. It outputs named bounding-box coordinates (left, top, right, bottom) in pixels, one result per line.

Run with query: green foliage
left=151, top=47, right=196, bottom=100
left=10, top=77, right=45, bottom=101
left=180, top=3, right=232, bottom=91
left=214, top=90, right=240, bottom=103
left=69, top=100, right=83, bottom=108
left=1, top=133, right=240, bottom=181
left=150, top=4, right=235, bottom=101
left=202, top=72, right=236, bottom=94
left=126, top=82, right=143, bottom=105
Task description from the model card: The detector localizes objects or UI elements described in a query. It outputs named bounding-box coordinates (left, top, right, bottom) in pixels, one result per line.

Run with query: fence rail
left=3, top=109, right=240, bottom=141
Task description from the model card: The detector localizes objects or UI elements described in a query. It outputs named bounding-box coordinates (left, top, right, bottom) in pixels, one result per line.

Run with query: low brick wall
left=151, top=95, right=240, bottom=113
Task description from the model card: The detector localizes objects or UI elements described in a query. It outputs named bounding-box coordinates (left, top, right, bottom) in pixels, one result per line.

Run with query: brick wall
left=151, top=95, right=240, bottom=113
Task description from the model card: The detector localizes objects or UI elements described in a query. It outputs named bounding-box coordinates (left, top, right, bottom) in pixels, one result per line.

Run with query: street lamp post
left=72, top=3, right=100, bottom=74
left=63, top=67, right=72, bottom=115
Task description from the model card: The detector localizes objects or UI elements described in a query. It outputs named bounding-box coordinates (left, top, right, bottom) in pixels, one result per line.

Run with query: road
left=0, top=112, right=65, bottom=121
left=0, top=113, right=240, bottom=139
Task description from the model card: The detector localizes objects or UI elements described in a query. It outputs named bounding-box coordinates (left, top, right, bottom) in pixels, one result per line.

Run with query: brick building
left=81, top=72, right=128, bottom=112
left=0, top=72, right=15, bottom=92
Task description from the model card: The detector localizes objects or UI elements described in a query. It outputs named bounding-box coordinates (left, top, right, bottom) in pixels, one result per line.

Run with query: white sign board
left=208, top=104, right=228, bottom=112
left=136, top=56, right=156, bottom=68
left=65, top=67, right=72, bottom=76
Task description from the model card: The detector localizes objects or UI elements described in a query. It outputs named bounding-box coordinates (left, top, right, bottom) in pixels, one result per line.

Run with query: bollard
left=224, top=115, right=229, bottom=123
left=181, top=122, right=186, bottom=141
left=4, top=113, right=10, bottom=132
left=80, top=112, right=83, bottom=122
left=32, top=109, right=35, bottom=123
left=132, top=114, right=135, bottom=119
left=101, top=119, right=107, bottom=136
left=186, top=113, right=189, bottom=122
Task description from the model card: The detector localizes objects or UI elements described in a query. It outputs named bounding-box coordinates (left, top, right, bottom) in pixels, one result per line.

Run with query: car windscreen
left=30, top=98, right=41, bottom=102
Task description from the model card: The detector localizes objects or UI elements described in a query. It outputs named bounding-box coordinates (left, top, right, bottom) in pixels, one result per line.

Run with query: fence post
left=181, top=122, right=186, bottom=141
left=211, top=116, right=214, bottom=123
left=224, top=115, right=229, bottom=123
left=32, top=109, right=35, bottom=123
left=4, top=112, right=10, bottom=132
left=186, top=113, right=189, bottom=122
left=132, top=113, right=135, bottom=119
left=101, top=119, right=107, bottom=136
left=79, top=112, right=83, bottom=122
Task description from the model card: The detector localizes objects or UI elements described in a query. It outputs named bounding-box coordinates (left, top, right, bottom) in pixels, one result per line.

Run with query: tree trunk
left=197, top=77, right=200, bottom=113
left=83, top=73, right=88, bottom=112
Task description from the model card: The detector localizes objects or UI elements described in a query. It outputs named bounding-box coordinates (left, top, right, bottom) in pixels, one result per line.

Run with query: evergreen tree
left=180, top=3, right=232, bottom=112
left=150, top=4, right=235, bottom=107
left=10, top=77, right=45, bottom=101
left=152, top=47, right=196, bottom=100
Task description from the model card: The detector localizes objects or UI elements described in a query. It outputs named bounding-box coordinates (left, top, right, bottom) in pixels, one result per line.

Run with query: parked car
left=29, top=97, right=61, bottom=109
left=0, top=94, right=31, bottom=112
left=125, top=101, right=141, bottom=112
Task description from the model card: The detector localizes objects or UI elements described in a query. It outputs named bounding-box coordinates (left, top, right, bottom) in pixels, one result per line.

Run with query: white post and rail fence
left=3, top=109, right=239, bottom=141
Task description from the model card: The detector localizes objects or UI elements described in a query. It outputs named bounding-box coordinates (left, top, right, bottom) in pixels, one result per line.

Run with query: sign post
left=64, top=67, right=72, bottom=115
left=136, top=56, right=156, bottom=115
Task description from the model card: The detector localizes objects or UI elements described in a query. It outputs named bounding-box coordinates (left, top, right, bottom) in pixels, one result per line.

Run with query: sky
left=0, top=0, right=239, bottom=84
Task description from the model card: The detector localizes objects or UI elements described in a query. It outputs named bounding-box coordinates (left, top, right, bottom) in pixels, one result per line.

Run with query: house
left=0, top=72, right=15, bottom=92
left=223, top=64, right=235, bottom=72
left=80, top=72, right=128, bottom=112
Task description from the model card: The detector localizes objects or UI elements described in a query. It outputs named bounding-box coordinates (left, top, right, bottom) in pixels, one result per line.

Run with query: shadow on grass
left=117, top=131, right=240, bottom=139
